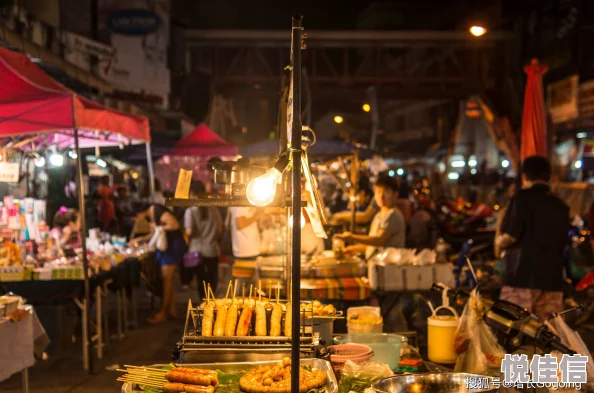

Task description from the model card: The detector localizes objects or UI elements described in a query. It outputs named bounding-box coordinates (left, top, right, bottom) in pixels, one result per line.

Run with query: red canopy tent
left=0, top=46, right=151, bottom=374
left=169, top=123, right=237, bottom=156
left=521, top=59, right=549, bottom=162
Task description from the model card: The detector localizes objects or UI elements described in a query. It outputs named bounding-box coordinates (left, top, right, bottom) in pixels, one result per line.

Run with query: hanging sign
left=108, top=9, right=161, bottom=35
left=547, top=75, right=579, bottom=124
left=0, top=162, right=19, bottom=183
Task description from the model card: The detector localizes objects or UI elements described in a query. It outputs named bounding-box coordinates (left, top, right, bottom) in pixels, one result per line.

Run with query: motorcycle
left=563, top=218, right=594, bottom=328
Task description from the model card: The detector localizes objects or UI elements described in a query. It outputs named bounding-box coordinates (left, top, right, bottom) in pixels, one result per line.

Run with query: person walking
left=130, top=203, right=188, bottom=324
left=183, top=181, right=222, bottom=299
left=496, top=156, right=570, bottom=322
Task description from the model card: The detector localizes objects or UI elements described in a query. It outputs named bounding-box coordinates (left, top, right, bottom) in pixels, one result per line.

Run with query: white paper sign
left=0, top=162, right=19, bottom=183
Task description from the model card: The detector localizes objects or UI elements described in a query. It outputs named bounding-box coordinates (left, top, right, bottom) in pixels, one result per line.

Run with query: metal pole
left=350, top=149, right=360, bottom=233
left=74, top=129, right=93, bottom=374
left=145, top=142, right=156, bottom=202
left=290, top=13, right=303, bottom=393
left=367, top=86, right=379, bottom=150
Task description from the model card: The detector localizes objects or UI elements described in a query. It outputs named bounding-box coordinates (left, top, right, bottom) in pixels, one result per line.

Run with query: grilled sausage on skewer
left=163, top=382, right=214, bottom=393
left=255, top=303, right=267, bottom=336
left=269, top=303, right=283, bottom=336
left=173, top=368, right=217, bottom=378
left=165, top=370, right=216, bottom=387
left=201, top=303, right=214, bottom=336
left=284, top=302, right=292, bottom=337
left=213, top=305, right=228, bottom=337
left=236, top=305, right=253, bottom=336
left=224, top=303, right=238, bottom=336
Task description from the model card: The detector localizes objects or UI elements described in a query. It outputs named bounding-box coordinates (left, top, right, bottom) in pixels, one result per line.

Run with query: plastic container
left=427, top=289, right=460, bottom=364
left=328, top=344, right=374, bottom=377
left=347, top=306, right=383, bottom=334
left=334, top=333, right=406, bottom=371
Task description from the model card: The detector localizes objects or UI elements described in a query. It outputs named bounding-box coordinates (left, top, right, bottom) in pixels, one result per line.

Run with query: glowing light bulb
left=469, top=26, right=487, bottom=37
left=49, top=153, right=64, bottom=167
left=288, top=213, right=306, bottom=229
left=68, top=150, right=78, bottom=159
left=246, top=168, right=282, bottom=207
left=96, top=158, right=107, bottom=168
left=575, top=160, right=582, bottom=169
left=362, top=104, right=371, bottom=112
left=501, top=159, right=510, bottom=168
left=397, top=168, right=404, bottom=176
left=34, top=156, right=45, bottom=167
left=333, top=115, right=344, bottom=124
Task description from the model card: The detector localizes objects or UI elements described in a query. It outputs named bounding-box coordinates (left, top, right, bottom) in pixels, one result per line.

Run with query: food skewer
left=213, top=281, right=232, bottom=336
left=270, top=284, right=283, bottom=336
left=224, top=280, right=239, bottom=336
left=202, top=282, right=214, bottom=336
left=255, top=280, right=266, bottom=336
left=284, top=283, right=292, bottom=337
left=236, top=285, right=253, bottom=336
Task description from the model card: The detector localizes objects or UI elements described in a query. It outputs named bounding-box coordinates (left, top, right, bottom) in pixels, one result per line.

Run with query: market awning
left=0, top=46, right=149, bottom=146
left=169, top=123, right=237, bottom=156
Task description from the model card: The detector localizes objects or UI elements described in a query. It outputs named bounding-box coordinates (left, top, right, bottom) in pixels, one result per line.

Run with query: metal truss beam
left=186, top=29, right=507, bottom=101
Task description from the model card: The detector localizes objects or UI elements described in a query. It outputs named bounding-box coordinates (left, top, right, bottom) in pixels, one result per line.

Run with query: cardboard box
left=404, top=265, right=435, bottom=290
left=368, top=263, right=455, bottom=292
left=433, top=263, right=455, bottom=288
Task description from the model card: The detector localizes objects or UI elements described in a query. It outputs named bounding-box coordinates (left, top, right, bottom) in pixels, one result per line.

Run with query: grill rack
left=182, top=299, right=316, bottom=344
left=174, top=300, right=320, bottom=363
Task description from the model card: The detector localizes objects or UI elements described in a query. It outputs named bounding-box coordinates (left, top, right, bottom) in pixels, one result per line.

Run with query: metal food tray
left=121, top=358, right=337, bottom=393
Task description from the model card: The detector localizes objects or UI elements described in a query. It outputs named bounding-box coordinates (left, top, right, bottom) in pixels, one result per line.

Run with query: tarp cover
left=169, top=123, right=237, bottom=156
left=0, top=46, right=149, bottom=145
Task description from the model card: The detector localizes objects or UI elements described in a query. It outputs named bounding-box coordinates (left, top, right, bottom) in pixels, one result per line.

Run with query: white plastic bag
left=148, top=226, right=168, bottom=252
left=453, top=289, right=505, bottom=376
left=338, top=360, right=393, bottom=393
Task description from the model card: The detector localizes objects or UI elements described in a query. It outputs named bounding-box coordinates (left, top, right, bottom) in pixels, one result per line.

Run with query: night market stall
left=0, top=45, right=153, bottom=373
left=156, top=123, right=238, bottom=191
left=115, top=15, right=593, bottom=393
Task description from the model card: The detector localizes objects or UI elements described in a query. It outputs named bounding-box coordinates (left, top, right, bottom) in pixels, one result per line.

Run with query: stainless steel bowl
left=372, top=373, right=497, bottom=393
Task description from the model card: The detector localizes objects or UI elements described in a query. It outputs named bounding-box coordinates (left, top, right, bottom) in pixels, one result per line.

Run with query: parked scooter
left=563, top=217, right=594, bottom=327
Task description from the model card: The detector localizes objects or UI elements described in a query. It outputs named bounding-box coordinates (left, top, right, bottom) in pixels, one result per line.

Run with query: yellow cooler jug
left=427, top=291, right=459, bottom=364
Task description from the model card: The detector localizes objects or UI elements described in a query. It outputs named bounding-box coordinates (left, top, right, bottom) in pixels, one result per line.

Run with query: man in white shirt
left=229, top=207, right=266, bottom=259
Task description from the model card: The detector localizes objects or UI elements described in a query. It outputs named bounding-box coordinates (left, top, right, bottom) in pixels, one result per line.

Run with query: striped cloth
left=300, top=277, right=370, bottom=301
left=231, top=259, right=257, bottom=278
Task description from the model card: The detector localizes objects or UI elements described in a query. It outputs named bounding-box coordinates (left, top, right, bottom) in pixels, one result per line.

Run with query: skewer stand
left=165, top=14, right=306, bottom=392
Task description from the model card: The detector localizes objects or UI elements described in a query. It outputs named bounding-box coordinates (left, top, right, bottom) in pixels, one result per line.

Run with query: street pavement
left=0, top=285, right=197, bottom=393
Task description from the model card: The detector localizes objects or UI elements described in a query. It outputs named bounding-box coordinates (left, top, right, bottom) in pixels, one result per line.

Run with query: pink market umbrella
left=521, top=59, right=549, bottom=162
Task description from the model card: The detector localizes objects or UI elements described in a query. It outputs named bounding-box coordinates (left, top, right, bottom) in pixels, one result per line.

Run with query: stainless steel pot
left=373, top=373, right=497, bottom=393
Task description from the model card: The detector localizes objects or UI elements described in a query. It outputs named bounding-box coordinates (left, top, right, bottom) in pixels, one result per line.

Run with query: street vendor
left=334, top=174, right=405, bottom=260
left=49, top=207, right=81, bottom=249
